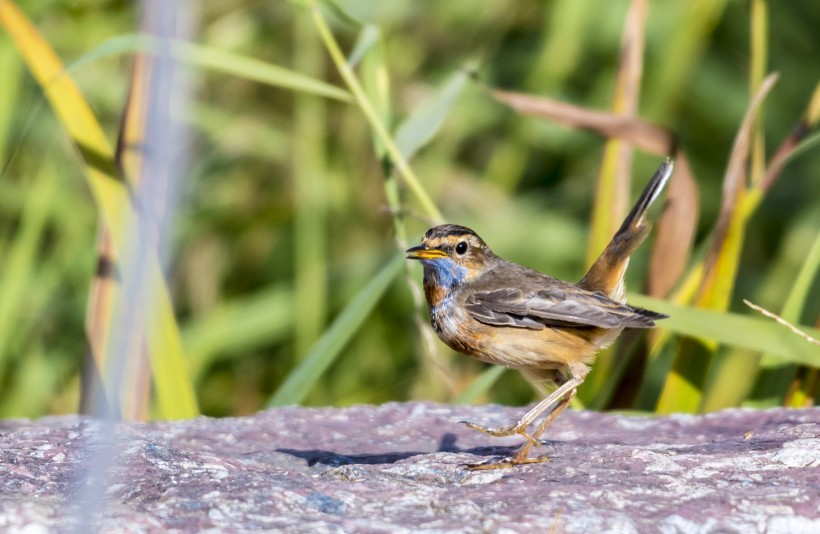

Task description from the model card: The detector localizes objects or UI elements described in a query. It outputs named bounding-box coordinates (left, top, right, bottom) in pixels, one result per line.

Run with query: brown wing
left=464, top=287, right=665, bottom=330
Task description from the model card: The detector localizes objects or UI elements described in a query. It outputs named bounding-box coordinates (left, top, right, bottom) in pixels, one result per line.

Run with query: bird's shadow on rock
left=276, top=433, right=522, bottom=467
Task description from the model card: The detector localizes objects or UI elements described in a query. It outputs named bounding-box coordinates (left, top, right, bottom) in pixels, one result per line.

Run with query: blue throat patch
left=422, top=258, right=466, bottom=290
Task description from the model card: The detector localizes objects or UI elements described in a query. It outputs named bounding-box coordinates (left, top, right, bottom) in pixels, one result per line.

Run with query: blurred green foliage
left=0, top=0, right=818, bottom=418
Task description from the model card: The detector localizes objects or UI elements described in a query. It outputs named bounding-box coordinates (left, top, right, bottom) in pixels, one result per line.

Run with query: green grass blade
left=786, top=130, right=820, bottom=164
left=268, top=254, right=404, bottom=407
left=72, top=33, right=353, bottom=103
left=359, top=24, right=392, bottom=169
left=0, top=1, right=197, bottom=419
left=347, top=24, right=380, bottom=68
left=177, top=39, right=352, bottom=102
left=394, top=68, right=471, bottom=160
left=144, top=262, right=199, bottom=418
left=628, top=294, right=820, bottom=368
left=748, top=0, right=768, bottom=187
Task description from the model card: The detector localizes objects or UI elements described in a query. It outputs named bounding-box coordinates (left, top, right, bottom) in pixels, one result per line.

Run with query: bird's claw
left=459, top=419, right=525, bottom=438
left=465, top=458, right=516, bottom=471
left=465, top=454, right=549, bottom=471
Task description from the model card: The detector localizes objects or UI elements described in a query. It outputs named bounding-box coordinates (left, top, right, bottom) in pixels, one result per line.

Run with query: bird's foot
left=465, top=453, right=549, bottom=471
left=459, top=419, right=528, bottom=438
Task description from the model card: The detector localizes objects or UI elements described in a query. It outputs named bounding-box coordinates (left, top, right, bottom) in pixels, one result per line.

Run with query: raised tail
left=578, top=158, right=674, bottom=300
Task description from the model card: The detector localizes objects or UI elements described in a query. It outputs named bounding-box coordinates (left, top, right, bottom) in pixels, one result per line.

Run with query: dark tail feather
left=616, top=157, right=674, bottom=235
left=579, top=158, right=674, bottom=296
left=624, top=306, right=669, bottom=328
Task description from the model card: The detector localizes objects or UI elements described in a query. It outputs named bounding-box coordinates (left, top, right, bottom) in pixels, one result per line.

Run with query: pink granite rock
left=1, top=403, right=818, bottom=532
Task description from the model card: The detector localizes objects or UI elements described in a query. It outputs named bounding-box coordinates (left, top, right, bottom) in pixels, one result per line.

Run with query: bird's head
left=406, top=224, right=496, bottom=288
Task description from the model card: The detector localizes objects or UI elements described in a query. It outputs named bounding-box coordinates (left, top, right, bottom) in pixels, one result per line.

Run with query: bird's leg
left=460, top=377, right=581, bottom=438
left=466, top=387, right=576, bottom=471
left=509, top=387, right=576, bottom=464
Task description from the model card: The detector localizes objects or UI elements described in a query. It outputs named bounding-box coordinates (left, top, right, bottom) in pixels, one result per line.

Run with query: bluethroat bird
left=406, top=159, right=673, bottom=469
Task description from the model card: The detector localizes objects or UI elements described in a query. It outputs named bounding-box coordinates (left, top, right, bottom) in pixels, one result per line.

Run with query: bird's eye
left=455, top=241, right=468, bottom=255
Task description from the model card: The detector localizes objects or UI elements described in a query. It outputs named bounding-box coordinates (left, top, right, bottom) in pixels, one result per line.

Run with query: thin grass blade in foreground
left=71, top=2, right=198, bottom=530
left=0, top=0, right=197, bottom=419
left=127, top=4, right=198, bottom=420
left=112, top=43, right=154, bottom=420
left=84, top=32, right=154, bottom=419
left=268, top=255, right=404, bottom=407
left=81, top=227, right=117, bottom=415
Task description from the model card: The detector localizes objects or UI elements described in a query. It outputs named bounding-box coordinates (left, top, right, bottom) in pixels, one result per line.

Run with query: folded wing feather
left=464, top=287, right=662, bottom=330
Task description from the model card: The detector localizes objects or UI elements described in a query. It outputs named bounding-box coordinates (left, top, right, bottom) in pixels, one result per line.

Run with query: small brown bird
left=406, top=159, right=673, bottom=469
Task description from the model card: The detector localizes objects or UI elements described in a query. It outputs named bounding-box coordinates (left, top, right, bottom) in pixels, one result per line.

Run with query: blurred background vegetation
left=0, top=0, right=818, bottom=420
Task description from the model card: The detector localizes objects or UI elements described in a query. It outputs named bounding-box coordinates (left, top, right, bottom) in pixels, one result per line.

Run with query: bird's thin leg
left=465, top=388, right=576, bottom=470
left=460, top=377, right=581, bottom=438
left=509, top=387, right=576, bottom=464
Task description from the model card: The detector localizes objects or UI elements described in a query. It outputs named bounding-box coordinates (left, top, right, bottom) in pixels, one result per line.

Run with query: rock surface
left=1, top=403, right=818, bottom=533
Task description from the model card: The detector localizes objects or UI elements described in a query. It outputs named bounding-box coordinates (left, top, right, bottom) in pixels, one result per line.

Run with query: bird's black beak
left=406, top=245, right=447, bottom=260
